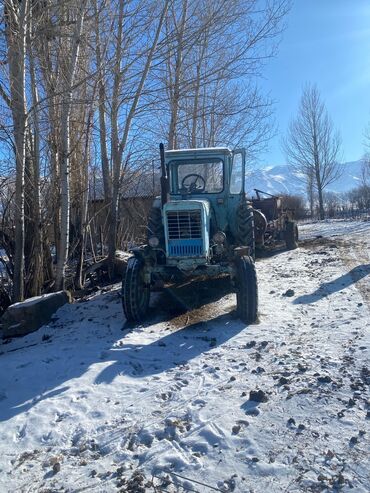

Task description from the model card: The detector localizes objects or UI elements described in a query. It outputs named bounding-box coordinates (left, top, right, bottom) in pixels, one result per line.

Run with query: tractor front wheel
left=285, top=220, right=298, bottom=250
left=235, top=255, right=258, bottom=324
left=122, top=257, right=150, bottom=323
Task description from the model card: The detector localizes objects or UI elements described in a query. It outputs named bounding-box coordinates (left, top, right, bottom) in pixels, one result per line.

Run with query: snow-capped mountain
left=245, top=160, right=364, bottom=197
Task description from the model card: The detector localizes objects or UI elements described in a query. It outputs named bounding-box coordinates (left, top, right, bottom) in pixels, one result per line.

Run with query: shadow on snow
left=94, top=312, right=246, bottom=384
left=0, top=279, right=247, bottom=421
left=293, top=264, right=370, bottom=305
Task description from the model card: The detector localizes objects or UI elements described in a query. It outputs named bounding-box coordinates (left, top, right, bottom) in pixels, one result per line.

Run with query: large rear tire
left=235, top=255, right=258, bottom=324
left=122, top=257, right=150, bottom=323
left=237, top=199, right=255, bottom=259
left=285, top=220, right=298, bottom=250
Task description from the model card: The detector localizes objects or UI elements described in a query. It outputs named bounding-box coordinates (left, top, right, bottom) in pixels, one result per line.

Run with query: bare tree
left=323, top=191, right=342, bottom=218
left=3, top=0, right=29, bottom=301
left=55, top=0, right=88, bottom=290
left=93, top=0, right=111, bottom=200
left=101, top=0, right=170, bottom=274
left=25, top=2, right=44, bottom=298
left=347, top=185, right=370, bottom=211
left=283, top=84, right=342, bottom=220
left=157, top=0, right=289, bottom=152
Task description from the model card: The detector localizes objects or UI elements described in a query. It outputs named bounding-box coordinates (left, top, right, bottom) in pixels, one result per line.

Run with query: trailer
left=251, top=189, right=298, bottom=250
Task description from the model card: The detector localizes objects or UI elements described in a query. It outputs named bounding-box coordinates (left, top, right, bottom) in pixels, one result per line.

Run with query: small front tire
left=122, top=257, right=150, bottom=323
left=235, top=255, right=258, bottom=324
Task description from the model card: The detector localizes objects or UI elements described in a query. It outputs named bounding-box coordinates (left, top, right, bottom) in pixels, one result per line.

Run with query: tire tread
left=235, top=255, right=258, bottom=324
left=122, top=257, right=149, bottom=322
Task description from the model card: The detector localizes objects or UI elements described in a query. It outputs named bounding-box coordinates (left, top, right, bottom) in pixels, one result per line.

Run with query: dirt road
left=0, top=220, right=369, bottom=492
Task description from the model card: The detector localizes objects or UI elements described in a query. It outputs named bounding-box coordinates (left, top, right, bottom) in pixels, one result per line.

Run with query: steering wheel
left=181, top=173, right=206, bottom=193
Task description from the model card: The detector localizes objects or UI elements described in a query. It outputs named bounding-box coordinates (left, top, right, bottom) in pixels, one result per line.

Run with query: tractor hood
left=163, top=199, right=210, bottom=215
left=163, top=199, right=210, bottom=261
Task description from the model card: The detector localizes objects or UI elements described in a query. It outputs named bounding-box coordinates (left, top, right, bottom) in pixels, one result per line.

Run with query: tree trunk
left=107, top=0, right=124, bottom=278
left=307, top=170, right=314, bottom=218
left=74, top=98, right=93, bottom=290
left=316, top=180, right=325, bottom=220
left=168, top=0, right=188, bottom=149
left=313, top=128, right=325, bottom=220
left=108, top=0, right=169, bottom=276
left=93, top=0, right=112, bottom=200
left=191, top=64, right=201, bottom=148
left=55, top=1, right=87, bottom=290
left=5, top=0, right=29, bottom=302
left=27, top=22, right=43, bottom=297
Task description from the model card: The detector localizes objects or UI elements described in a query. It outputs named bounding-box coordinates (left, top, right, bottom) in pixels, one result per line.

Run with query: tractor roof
left=165, top=147, right=231, bottom=157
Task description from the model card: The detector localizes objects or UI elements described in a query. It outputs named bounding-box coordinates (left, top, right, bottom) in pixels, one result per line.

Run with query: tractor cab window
left=171, top=159, right=224, bottom=194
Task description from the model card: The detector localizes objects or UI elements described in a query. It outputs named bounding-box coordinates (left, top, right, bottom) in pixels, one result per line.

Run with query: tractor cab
left=165, top=147, right=245, bottom=200
left=164, top=148, right=246, bottom=237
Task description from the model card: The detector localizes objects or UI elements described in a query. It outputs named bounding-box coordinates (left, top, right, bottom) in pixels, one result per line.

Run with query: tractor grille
left=166, top=210, right=203, bottom=257
left=168, top=239, right=203, bottom=257
left=166, top=210, right=202, bottom=240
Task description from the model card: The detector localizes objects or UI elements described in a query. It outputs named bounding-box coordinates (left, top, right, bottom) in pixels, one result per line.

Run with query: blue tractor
left=122, top=144, right=258, bottom=324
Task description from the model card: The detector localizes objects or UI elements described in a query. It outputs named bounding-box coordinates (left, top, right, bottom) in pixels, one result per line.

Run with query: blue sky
left=259, top=0, right=370, bottom=165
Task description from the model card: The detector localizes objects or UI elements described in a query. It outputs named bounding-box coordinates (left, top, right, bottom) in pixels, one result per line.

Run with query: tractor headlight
left=148, top=236, right=159, bottom=248
left=212, top=231, right=226, bottom=244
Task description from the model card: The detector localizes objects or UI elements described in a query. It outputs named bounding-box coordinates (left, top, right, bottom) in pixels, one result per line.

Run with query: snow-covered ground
left=0, top=220, right=369, bottom=492
left=298, top=219, right=370, bottom=242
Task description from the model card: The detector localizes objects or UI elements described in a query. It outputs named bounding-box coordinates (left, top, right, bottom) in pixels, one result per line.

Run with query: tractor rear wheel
left=235, top=255, right=258, bottom=324
left=237, top=199, right=255, bottom=259
left=147, top=206, right=164, bottom=247
left=285, top=220, right=298, bottom=250
left=122, top=257, right=150, bottom=323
